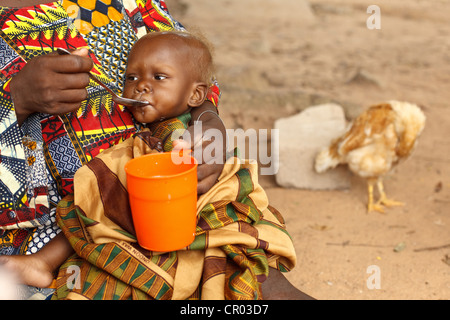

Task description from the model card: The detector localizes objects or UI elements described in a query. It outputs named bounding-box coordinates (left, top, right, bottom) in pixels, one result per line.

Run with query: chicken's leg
left=376, top=179, right=405, bottom=208
left=367, top=178, right=385, bottom=213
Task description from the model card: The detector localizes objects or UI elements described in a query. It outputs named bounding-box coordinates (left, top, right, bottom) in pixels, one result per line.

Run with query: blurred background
left=165, top=0, right=450, bottom=299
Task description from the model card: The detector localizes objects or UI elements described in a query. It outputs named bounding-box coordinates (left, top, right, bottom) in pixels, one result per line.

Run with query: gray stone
left=274, top=103, right=351, bottom=190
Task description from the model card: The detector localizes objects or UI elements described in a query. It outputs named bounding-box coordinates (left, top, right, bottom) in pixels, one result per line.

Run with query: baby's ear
left=188, top=82, right=208, bottom=107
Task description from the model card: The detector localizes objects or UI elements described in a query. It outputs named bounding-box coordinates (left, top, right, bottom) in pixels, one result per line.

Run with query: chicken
left=314, top=101, right=426, bottom=213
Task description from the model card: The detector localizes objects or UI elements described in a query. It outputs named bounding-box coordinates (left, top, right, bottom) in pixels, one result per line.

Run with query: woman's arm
left=172, top=100, right=226, bottom=195
left=189, top=100, right=227, bottom=195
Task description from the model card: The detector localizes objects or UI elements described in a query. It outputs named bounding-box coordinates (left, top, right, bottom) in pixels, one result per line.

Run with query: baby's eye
left=126, top=75, right=138, bottom=82
left=154, top=74, right=167, bottom=81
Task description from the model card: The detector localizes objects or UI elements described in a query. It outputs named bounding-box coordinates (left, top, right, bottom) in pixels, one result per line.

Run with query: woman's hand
left=173, top=101, right=227, bottom=195
left=10, top=48, right=93, bottom=125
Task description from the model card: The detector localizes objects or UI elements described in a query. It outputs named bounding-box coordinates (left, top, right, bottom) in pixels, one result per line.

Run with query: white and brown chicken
left=315, top=101, right=426, bottom=213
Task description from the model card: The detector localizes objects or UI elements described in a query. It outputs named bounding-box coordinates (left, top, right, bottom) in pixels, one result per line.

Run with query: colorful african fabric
left=0, top=1, right=219, bottom=256
left=52, top=119, right=296, bottom=300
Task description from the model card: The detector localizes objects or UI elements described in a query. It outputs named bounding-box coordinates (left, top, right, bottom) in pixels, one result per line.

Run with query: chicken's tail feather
left=314, top=147, right=340, bottom=173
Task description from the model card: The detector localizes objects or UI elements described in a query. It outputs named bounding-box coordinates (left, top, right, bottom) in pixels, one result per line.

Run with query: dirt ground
left=165, top=0, right=450, bottom=300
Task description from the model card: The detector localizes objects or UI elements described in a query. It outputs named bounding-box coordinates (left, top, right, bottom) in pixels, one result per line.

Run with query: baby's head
left=123, top=31, right=215, bottom=124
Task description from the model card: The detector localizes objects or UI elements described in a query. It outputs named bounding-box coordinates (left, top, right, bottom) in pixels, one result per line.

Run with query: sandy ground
left=165, top=0, right=450, bottom=300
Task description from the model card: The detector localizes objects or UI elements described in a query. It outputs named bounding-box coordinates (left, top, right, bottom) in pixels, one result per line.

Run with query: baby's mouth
left=134, top=96, right=151, bottom=108
left=130, top=94, right=153, bottom=115
left=136, top=92, right=149, bottom=103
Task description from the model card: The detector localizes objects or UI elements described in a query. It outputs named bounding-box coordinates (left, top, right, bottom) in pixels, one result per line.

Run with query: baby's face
left=123, top=35, right=196, bottom=124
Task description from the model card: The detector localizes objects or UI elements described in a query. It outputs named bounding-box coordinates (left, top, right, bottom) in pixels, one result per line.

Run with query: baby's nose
left=135, top=81, right=153, bottom=93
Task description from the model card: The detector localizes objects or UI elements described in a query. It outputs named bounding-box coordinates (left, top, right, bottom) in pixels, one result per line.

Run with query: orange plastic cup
left=124, top=152, right=197, bottom=252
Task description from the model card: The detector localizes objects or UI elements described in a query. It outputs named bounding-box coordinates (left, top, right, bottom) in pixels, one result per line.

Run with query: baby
left=123, top=31, right=215, bottom=127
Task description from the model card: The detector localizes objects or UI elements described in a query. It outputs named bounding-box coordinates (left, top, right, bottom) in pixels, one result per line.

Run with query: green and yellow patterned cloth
left=53, top=117, right=297, bottom=300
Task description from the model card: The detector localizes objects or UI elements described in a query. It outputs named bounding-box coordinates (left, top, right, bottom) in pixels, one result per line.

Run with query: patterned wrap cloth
left=0, top=1, right=219, bottom=256
left=53, top=115, right=297, bottom=300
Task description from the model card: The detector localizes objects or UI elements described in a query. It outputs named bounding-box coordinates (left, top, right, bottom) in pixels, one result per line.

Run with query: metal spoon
left=56, top=48, right=149, bottom=108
